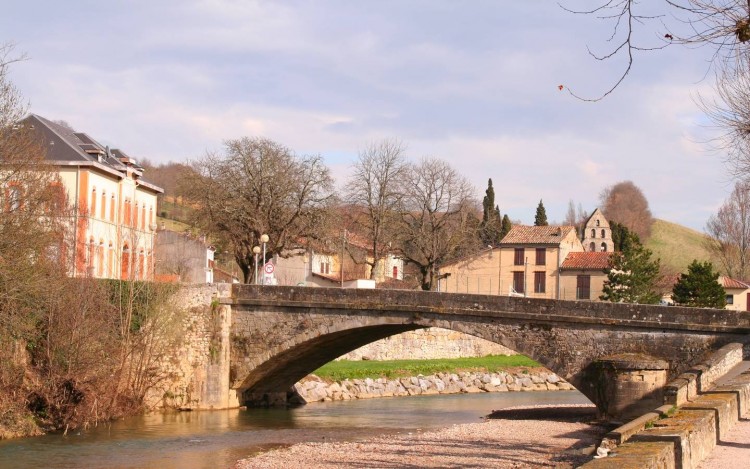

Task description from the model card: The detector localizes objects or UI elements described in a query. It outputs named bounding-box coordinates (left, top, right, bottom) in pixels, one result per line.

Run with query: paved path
left=699, top=360, right=750, bottom=469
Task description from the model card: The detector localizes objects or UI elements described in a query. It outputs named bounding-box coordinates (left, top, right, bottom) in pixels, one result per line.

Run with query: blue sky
left=1, top=1, right=734, bottom=230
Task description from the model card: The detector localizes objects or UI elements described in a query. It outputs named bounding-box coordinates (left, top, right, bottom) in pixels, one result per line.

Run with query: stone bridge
left=222, top=285, right=750, bottom=417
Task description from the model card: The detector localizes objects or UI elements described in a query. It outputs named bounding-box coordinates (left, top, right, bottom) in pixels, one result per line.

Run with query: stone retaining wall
left=582, top=343, right=750, bottom=469
left=293, top=369, right=573, bottom=403
left=338, top=328, right=515, bottom=361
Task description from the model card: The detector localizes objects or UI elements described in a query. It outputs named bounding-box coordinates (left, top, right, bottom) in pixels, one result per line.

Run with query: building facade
left=21, top=114, right=163, bottom=280
left=581, top=208, right=614, bottom=252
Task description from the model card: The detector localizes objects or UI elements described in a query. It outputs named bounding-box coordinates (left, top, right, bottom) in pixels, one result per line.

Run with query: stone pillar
left=592, top=354, right=669, bottom=422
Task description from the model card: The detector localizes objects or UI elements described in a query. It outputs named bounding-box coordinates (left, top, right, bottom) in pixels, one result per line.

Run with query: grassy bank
left=313, top=355, right=541, bottom=382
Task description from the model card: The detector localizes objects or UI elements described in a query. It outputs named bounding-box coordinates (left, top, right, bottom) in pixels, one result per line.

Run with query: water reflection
left=0, top=391, right=591, bottom=469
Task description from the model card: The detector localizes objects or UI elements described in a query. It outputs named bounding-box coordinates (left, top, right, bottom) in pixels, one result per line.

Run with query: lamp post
left=252, top=245, right=261, bottom=285
left=260, top=234, right=269, bottom=285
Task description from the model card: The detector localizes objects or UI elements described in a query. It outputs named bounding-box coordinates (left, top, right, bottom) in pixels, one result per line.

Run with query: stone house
left=559, top=251, right=611, bottom=301
left=154, top=228, right=215, bottom=283
left=438, top=225, right=586, bottom=298
left=581, top=208, right=614, bottom=252
left=15, top=114, right=163, bottom=280
left=721, top=277, right=750, bottom=311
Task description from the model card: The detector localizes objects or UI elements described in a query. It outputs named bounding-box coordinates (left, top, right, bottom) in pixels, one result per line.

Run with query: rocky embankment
left=295, top=368, right=573, bottom=403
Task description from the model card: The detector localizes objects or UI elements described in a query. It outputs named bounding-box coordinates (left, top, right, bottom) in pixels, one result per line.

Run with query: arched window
left=97, top=241, right=105, bottom=277
left=110, top=194, right=116, bottom=222
left=101, top=191, right=107, bottom=219
left=596, top=219, right=600, bottom=227
left=121, top=244, right=131, bottom=279
left=591, top=229, right=596, bottom=238
left=601, top=229, right=606, bottom=238
left=90, top=187, right=97, bottom=217
left=589, top=242, right=595, bottom=251
left=108, top=242, right=114, bottom=278
left=601, top=242, right=607, bottom=252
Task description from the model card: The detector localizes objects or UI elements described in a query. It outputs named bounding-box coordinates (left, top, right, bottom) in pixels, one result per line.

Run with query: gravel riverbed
left=234, top=404, right=607, bottom=468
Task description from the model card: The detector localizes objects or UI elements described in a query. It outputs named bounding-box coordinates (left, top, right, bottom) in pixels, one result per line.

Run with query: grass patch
left=313, top=355, right=541, bottom=381
left=646, top=219, right=717, bottom=275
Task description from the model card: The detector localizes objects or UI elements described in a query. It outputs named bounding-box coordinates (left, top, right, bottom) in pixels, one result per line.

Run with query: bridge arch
left=228, top=285, right=750, bottom=412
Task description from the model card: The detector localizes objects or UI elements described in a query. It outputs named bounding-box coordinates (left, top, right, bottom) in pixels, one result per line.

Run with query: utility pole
left=341, top=229, right=348, bottom=288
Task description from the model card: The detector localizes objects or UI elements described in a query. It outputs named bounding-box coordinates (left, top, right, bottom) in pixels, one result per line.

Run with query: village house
left=438, top=209, right=613, bottom=300
left=17, top=114, right=163, bottom=280
left=153, top=228, right=215, bottom=283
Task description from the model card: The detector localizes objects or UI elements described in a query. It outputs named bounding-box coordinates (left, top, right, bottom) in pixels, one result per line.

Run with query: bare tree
left=705, top=181, right=750, bottom=278
left=181, top=137, right=335, bottom=283
left=344, top=139, right=407, bottom=279
left=600, top=180, right=653, bottom=240
left=396, top=157, right=478, bottom=291
left=562, top=1, right=750, bottom=100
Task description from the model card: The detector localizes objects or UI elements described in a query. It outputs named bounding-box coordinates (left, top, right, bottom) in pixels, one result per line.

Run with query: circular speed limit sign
left=264, top=263, right=275, bottom=274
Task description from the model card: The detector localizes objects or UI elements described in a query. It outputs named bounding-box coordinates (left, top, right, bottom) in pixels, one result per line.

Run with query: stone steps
left=582, top=343, right=750, bottom=469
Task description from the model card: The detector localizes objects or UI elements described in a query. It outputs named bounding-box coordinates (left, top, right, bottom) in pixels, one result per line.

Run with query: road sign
left=264, top=263, right=275, bottom=274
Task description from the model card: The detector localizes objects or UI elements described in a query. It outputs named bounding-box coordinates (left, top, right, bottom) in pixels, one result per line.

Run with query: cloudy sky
left=1, top=1, right=736, bottom=230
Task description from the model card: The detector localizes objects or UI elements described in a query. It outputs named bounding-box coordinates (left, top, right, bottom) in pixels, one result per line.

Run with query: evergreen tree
left=600, top=232, right=661, bottom=304
left=610, top=221, right=637, bottom=252
left=500, top=214, right=512, bottom=240
left=479, top=179, right=503, bottom=245
left=534, top=199, right=548, bottom=226
left=672, top=261, right=727, bottom=308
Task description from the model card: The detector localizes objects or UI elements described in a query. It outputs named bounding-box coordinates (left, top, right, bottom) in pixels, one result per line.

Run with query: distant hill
left=645, top=219, right=718, bottom=275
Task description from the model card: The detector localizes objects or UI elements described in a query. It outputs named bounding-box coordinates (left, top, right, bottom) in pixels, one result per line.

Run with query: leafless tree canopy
left=600, top=180, right=654, bottom=239
left=395, top=157, right=478, bottom=291
left=563, top=1, right=750, bottom=100
left=182, top=137, right=335, bottom=283
left=705, top=181, right=750, bottom=278
left=344, top=139, right=407, bottom=279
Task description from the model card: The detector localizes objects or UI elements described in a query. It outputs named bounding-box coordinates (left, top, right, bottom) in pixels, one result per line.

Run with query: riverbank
left=295, top=368, right=572, bottom=403
left=235, top=404, right=606, bottom=468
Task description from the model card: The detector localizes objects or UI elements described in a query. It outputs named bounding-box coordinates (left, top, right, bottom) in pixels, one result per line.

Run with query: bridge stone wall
left=228, top=285, right=750, bottom=413
left=337, top=328, right=514, bottom=361
left=146, top=284, right=239, bottom=410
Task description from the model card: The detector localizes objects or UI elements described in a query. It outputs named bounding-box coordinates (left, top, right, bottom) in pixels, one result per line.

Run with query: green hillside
left=645, top=219, right=718, bottom=275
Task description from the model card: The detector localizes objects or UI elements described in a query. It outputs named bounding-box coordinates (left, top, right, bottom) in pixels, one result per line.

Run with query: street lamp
left=252, top=246, right=261, bottom=285
left=260, top=234, right=269, bottom=285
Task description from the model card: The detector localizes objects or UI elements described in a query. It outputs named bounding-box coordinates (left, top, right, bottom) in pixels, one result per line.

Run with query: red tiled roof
left=721, top=277, right=750, bottom=289
left=560, top=252, right=611, bottom=270
left=499, top=225, right=577, bottom=245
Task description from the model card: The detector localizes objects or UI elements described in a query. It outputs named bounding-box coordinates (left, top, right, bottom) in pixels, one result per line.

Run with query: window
left=514, top=248, right=524, bottom=266
left=601, top=229, right=606, bottom=238
left=535, top=248, right=546, bottom=265
left=534, top=271, right=545, bottom=293
left=726, top=295, right=734, bottom=305
left=601, top=242, right=607, bottom=252
left=596, top=220, right=600, bottom=227
left=91, top=188, right=97, bottom=217
left=101, top=191, right=107, bottom=219
left=589, top=242, right=595, bottom=252
left=392, top=265, right=398, bottom=279
left=513, top=271, right=525, bottom=294
left=8, top=186, right=21, bottom=211
left=577, top=275, right=591, bottom=300
left=110, top=195, right=116, bottom=222
left=591, top=229, right=596, bottom=238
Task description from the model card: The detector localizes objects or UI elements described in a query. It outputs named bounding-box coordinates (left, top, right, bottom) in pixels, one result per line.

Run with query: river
left=0, top=391, right=591, bottom=469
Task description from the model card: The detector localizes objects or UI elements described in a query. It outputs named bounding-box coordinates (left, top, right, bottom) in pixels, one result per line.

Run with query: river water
left=0, top=391, right=591, bottom=469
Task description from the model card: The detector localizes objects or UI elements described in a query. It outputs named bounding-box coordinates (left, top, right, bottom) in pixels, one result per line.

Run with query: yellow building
left=21, top=114, right=163, bottom=280
left=439, top=225, right=583, bottom=298
left=721, top=277, right=750, bottom=311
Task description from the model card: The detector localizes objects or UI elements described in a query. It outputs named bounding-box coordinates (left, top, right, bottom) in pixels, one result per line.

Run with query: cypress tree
left=500, top=214, right=512, bottom=240
left=534, top=199, right=548, bottom=226
left=672, top=261, right=727, bottom=308
left=479, top=179, right=503, bottom=245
